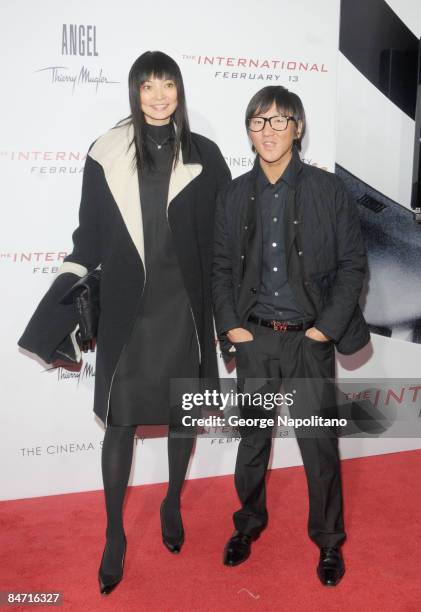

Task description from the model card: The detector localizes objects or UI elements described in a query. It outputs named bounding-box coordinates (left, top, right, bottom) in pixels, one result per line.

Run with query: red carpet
left=1, top=450, right=421, bottom=611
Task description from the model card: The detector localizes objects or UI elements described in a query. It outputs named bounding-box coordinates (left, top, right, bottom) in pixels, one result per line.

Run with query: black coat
left=18, top=121, right=231, bottom=424
left=212, top=149, right=370, bottom=359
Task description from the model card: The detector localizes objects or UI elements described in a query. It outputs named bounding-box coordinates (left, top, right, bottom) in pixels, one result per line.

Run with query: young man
left=212, top=86, right=369, bottom=586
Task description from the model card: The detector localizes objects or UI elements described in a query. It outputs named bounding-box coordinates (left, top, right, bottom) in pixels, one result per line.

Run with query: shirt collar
left=255, top=146, right=302, bottom=191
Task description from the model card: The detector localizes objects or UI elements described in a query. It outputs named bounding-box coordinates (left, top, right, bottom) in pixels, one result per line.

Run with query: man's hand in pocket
left=227, top=327, right=254, bottom=343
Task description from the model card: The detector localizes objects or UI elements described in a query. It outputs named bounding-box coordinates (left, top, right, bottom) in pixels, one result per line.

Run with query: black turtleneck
left=144, top=122, right=174, bottom=151
left=139, top=122, right=175, bottom=273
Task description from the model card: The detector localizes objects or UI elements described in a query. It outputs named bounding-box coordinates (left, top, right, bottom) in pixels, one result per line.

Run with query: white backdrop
left=2, top=0, right=418, bottom=501
left=335, top=1, right=421, bottom=462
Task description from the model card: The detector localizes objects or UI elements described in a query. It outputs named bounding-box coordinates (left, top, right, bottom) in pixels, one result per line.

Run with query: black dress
left=109, top=123, right=200, bottom=425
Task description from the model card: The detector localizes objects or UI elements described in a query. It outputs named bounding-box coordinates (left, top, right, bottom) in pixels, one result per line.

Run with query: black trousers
left=232, top=321, right=346, bottom=548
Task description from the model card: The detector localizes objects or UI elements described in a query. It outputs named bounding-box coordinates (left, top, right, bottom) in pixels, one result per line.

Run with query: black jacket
left=212, top=149, right=370, bottom=359
left=18, top=121, right=231, bottom=424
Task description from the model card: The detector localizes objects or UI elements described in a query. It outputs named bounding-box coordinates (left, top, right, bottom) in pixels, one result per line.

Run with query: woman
left=18, top=50, right=231, bottom=594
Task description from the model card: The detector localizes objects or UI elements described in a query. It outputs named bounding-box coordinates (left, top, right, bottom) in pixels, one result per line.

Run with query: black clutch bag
left=60, top=268, right=101, bottom=352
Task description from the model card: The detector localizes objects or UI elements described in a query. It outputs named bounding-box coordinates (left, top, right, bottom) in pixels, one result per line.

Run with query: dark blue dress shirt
left=251, top=157, right=304, bottom=322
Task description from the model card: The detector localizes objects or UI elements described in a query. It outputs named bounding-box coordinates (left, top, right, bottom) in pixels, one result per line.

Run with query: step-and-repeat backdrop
left=1, top=0, right=419, bottom=500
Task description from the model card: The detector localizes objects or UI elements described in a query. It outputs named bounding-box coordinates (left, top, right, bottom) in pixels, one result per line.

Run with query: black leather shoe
left=98, top=536, right=127, bottom=595
left=317, top=547, right=345, bottom=586
left=223, top=531, right=257, bottom=567
left=160, top=500, right=184, bottom=554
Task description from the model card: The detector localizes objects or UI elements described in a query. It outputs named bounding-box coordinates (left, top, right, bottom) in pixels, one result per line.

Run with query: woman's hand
left=227, top=327, right=254, bottom=343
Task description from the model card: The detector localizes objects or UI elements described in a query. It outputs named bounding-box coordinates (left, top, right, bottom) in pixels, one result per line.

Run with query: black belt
left=248, top=314, right=310, bottom=332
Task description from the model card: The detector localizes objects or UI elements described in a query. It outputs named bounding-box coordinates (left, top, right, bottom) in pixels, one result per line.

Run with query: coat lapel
left=237, top=169, right=263, bottom=316
left=89, top=121, right=202, bottom=268
left=88, top=122, right=144, bottom=263
left=168, top=159, right=202, bottom=209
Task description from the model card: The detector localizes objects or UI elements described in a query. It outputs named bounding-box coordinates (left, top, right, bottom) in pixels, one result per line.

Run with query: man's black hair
left=245, top=85, right=306, bottom=151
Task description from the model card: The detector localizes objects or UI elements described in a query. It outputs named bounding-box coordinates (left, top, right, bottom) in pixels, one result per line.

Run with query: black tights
left=100, top=423, right=195, bottom=572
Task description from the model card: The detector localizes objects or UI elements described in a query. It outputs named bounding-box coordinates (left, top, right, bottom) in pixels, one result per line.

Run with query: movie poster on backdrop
left=0, top=0, right=341, bottom=500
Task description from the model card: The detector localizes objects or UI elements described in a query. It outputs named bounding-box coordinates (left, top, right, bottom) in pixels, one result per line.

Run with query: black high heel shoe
left=160, top=500, right=184, bottom=554
left=98, top=535, right=127, bottom=595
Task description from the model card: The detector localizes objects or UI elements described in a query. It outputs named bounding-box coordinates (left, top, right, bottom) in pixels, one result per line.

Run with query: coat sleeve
left=58, top=154, right=102, bottom=275
left=18, top=155, right=102, bottom=363
left=212, top=185, right=240, bottom=340
left=314, top=178, right=367, bottom=342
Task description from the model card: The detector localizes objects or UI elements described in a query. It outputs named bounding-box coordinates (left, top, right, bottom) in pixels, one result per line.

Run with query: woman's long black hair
left=127, top=50, right=191, bottom=170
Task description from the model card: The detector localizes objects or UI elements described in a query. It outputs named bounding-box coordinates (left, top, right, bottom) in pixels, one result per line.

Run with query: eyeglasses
left=248, top=115, right=296, bottom=132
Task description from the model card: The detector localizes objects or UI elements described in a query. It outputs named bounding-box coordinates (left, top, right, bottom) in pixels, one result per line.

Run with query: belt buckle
left=272, top=320, right=287, bottom=332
